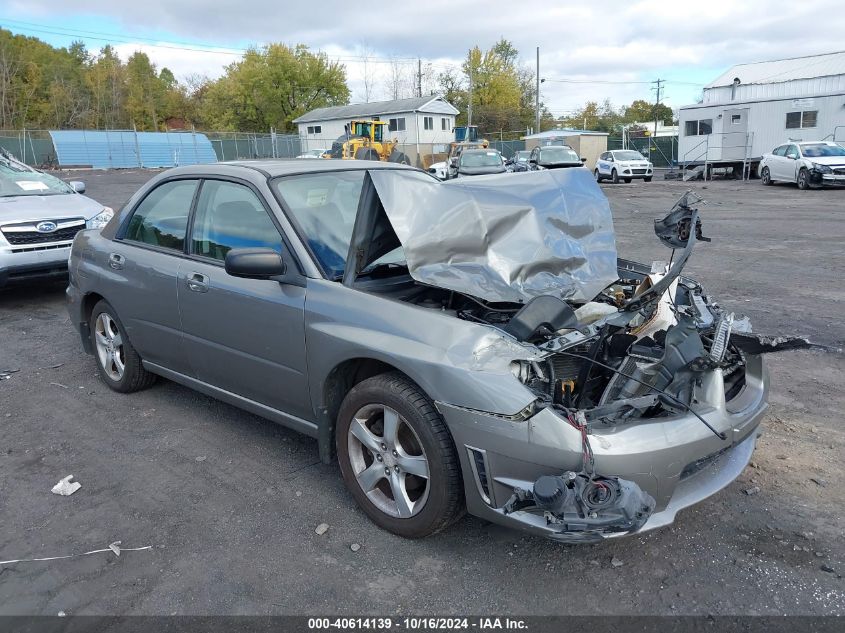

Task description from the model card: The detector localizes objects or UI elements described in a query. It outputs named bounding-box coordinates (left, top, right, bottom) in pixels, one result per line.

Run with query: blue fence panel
left=49, top=130, right=218, bottom=168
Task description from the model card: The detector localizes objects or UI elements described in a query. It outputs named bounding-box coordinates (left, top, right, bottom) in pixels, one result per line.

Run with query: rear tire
left=389, top=150, right=411, bottom=165
left=611, top=169, right=619, bottom=184
left=89, top=300, right=155, bottom=393
left=336, top=372, right=463, bottom=538
left=761, top=167, right=772, bottom=185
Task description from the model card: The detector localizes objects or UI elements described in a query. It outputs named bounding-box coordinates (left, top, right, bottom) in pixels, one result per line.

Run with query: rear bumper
left=0, top=243, right=72, bottom=287
left=437, top=355, right=768, bottom=542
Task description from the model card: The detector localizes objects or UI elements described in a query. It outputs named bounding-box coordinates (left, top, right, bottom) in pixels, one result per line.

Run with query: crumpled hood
left=368, top=168, right=618, bottom=304
left=0, top=193, right=104, bottom=224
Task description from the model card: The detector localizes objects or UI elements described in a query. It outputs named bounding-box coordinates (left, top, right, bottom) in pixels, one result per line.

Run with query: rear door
left=177, top=178, right=312, bottom=421
left=105, top=178, right=199, bottom=375
left=768, top=145, right=789, bottom=180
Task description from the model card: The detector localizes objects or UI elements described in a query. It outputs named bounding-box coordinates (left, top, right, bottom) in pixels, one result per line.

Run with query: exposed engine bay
left=360, top=191, right=815, bottom=540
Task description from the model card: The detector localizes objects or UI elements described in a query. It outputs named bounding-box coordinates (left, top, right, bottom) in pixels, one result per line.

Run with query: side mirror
left=225, top=248, right=286, bottom=279
left=581, top=157, right=587, bottom=163
left=69, top=181, right=86, bottom=193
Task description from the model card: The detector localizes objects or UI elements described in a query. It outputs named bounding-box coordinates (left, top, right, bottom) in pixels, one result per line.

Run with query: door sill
left=142, top=361, right=319, bottom=438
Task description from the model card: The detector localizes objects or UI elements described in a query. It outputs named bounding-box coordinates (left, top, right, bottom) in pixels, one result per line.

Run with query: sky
left=2, top=0, right=844, bottom=122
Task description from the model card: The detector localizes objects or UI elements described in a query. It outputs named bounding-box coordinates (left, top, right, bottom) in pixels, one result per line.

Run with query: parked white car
left=296, top=148, right=329, bottom=159
left=759, top=141, right=845, bottom=189
left=594, top=150, right=653, bottom=183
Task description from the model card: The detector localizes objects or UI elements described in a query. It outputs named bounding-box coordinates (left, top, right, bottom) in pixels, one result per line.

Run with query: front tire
left=336, top=372, right=463, bottom=538
left=623, top=177, right=632, bottom=183
left=594, top=169, right=603, bottom=182
left=644, top=176, right=652, bottom=182
left=90, top=300, right=155, bottom=393
left=797, top=168, right=810, bottom=190
left=761, top=167, right=772, bottom=185
left=611, top=169, right=619, bottom=184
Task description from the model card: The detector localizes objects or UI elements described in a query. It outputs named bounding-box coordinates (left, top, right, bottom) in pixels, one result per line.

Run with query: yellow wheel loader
left=328, top=120, right=411, bottom=164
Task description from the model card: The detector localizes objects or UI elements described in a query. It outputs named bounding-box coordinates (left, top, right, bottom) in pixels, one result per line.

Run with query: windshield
left=0, top=164, right=73, bottom=197
left=801, top=144, right=845, bottom=158
left=461, top=151, right=503, bottom=167
left=613, top=151, right=646, bottom=161
left=273, top=171, right=367, bottom=279
left=539, top=147, right=580, bottom=163
left=515, top=151, right=531, bottom=162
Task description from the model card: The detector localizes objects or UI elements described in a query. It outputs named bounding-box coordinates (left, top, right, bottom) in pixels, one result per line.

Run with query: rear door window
left=124, top=179, right=198, bottom=251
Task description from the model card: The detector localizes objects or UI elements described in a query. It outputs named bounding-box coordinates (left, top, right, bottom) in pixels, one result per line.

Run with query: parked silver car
left=0, top=150, right=112, bottom=287
left=67, top=160, right=794, bottom=542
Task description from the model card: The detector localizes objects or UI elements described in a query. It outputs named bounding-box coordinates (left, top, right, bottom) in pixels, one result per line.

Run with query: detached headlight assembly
left=86, top=206, right=114, bottom=229
left=812, top=163, right=832, bottom=174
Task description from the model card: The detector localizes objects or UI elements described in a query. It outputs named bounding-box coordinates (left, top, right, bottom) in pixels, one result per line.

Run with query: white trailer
left=677, top=51, right=845, bottom=179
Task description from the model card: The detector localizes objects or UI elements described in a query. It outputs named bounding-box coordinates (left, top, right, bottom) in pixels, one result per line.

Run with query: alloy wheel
left=94, top=312, right=125, bottom=381
left=347, top=404, right=430, bottom=518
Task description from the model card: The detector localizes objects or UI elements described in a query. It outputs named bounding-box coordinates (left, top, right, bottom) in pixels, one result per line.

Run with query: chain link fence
left=607, top=135, right=679, bottom=167
left=1, top=129, right=527, bottom=169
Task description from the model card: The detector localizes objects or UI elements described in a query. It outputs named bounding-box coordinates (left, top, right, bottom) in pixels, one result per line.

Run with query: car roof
left=162, top=159, right=417, bottom=178
left=797, top=141, right=838, bottom=146
left=462, top=149, right=499, bottom=155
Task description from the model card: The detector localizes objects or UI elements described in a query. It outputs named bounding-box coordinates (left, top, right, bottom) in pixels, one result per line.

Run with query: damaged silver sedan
left=66, top=161, right=805, bottom=542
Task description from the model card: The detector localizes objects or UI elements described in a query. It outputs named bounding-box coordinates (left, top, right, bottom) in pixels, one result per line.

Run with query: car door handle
left=108, top=253, right=125, bottom=270
left=186, top=272, right=209, bottom=293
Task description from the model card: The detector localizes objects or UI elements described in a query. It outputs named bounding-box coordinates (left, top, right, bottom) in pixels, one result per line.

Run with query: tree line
left=0, top=28, right=673, bottom=136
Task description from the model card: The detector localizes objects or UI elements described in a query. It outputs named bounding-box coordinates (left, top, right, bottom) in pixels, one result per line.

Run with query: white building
left=628, top=120, right=678, bottom=138
left=678, top=50, right=845, bottom=174
left=293, top=96, right=459, bottom=153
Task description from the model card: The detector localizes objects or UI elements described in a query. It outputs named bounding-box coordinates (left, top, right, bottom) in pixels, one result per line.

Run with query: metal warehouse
left=678, top=50, right=845, bottom=177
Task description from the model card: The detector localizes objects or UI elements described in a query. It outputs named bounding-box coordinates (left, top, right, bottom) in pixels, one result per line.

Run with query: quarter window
left=190, top=181, right=282, bottom=262
left=124, top=179, right=198, bottom=251
left=786, top=110, right=817, bottom=129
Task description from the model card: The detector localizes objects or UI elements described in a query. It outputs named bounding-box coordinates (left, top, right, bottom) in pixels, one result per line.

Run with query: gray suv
left=67, top=160, right=781, bottom=542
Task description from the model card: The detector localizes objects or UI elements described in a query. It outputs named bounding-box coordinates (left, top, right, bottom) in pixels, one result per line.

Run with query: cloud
left=6, top=0, right=845, bottom=110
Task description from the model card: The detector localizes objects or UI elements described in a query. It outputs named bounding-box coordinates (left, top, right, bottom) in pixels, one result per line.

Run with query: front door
left=722, top=109, right=749, bottom=160
left=177, top=178, right=311, bottom=421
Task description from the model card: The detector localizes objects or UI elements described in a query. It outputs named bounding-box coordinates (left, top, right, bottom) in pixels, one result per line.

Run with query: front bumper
left=0, top=242, right=72, bottom=287
left=819, top=173, right=845, bottom=185
left=437, top=354, right=768, bottom=542
left=621, top=167, right=653, bottom=179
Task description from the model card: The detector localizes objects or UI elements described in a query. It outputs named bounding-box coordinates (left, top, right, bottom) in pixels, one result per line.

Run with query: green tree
left=201, top=44, right=349, bottom=132
left=623, top=99, right=675, bottom=125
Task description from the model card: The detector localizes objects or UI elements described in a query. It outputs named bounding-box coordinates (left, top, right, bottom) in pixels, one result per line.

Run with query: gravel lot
left=1, top=168, right=843, bottom=615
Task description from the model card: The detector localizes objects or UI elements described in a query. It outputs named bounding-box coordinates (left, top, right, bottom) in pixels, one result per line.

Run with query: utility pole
left=417, top=59, right=422, bottom=98
left=535, top=47, right=540, bottom=135
left=467, top=68, right=473, bottom=128
left=651, top=78, right=665, bottom=160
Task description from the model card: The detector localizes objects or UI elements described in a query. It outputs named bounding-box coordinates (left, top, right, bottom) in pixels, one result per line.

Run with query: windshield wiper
left=360, top=261, right=408, bottom=276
